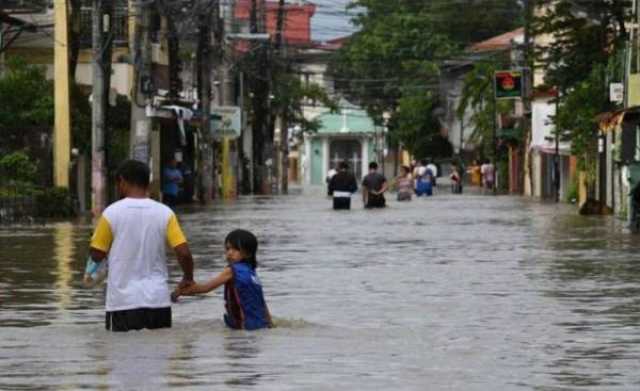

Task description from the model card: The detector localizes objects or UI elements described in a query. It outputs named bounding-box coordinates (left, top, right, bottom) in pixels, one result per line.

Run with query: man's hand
left=177, top=278, right=194, bottom=291
left=171, top=279, right=194, bottom=302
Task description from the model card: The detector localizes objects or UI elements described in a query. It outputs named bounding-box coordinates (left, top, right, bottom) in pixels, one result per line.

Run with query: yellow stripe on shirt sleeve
left=90, top=216, right=113, bottom=252
left=167, top=214, right=187, bottom=248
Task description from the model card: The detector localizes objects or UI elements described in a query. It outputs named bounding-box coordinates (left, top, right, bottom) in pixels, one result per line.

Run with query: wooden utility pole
left=250, top=0, right=263, bottom=193
left=129, top=0, right=153, bottom=163
left=196, top=0, right=216, bottom=204
left=249, top=0, right=273, bottom=194
left=221, top=0, right=237, bottom=199
left=221, top=0, right=235, bottom=106
left=54, top=0, right=71, bottom=189
left=157, top=0, right=180, bottom=101
left=91, top=0, right=113, bottom=216
left=275, top=0, right=290, bottom=194
left=522, top=0, right=534, bottom=197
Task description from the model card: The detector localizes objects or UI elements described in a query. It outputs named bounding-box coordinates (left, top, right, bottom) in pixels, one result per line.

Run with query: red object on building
left=234, top=0, right=316, bottom=46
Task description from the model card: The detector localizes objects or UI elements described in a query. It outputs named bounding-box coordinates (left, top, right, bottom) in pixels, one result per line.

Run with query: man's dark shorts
left=106, top=307, right=171, bottom=332
left=333, top=197, right=351, bottom=210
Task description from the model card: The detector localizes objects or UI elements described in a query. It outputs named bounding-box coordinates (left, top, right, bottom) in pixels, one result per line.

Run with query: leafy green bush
left=0, top=151, right=37, bottom=183
left=565, top=177, right=578, bottom=204
left=35, top=187, right=75, bottom=218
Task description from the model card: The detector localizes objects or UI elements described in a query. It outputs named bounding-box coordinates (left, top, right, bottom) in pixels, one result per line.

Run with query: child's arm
left=175, top=267, right=233, bottom=297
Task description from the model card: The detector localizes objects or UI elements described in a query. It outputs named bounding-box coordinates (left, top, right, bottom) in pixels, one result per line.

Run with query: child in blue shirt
left=172, top=229, right=272, bottom=330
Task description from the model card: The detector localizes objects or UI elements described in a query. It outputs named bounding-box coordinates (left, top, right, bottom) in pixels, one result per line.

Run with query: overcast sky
left=310, top=0, right=358, bottom=42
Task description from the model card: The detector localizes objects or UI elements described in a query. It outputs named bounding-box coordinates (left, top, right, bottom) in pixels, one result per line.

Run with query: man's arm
left=378, top=180, right=389, bottom=194
left=90, top=248, right=107, bottom=262
left=167, top=214, right=194, bottom=289
left=174, top=243, right=194, bottom=289
left=89, top=216, right=112, bottom=262
left=328, top=175, right=335, bottom=195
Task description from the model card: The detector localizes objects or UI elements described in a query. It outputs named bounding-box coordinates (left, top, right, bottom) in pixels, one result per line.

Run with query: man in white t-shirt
left=89, top=160, right=194, bottom=332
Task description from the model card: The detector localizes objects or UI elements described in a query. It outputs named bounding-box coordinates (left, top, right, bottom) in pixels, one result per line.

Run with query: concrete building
left=528, top=4, right=574, bottom=201
left=302, top=102, right=384, bottom=186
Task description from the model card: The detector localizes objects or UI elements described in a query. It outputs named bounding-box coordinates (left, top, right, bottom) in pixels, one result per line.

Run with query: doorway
left=329, top=139, right=362, bottom=180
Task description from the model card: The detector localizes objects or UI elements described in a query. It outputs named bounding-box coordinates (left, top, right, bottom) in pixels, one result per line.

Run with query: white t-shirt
left=90, top=198, right=187, bottom=312
left=481, top=163, right=495, bottom=182
left=426, top=164, right=438, bottom=177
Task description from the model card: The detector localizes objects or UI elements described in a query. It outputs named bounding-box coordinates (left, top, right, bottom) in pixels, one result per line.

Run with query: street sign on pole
left=211, top=106, right=242, bottom=139
left=610, top=83, right=624, bottom=103
left=495, top=70, right=523, bottom=100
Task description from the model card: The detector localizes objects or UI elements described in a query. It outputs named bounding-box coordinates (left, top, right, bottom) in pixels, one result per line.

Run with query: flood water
left=2, top=189, right=640, bottom=390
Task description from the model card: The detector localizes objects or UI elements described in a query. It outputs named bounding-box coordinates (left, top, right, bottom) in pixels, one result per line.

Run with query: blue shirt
left=224, top=262, right=270, bottom=330
left=162, top=167, right=182, bottom=196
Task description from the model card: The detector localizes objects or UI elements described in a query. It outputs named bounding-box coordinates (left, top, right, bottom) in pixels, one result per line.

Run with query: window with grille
left=78, top=0, right=129, bottom=48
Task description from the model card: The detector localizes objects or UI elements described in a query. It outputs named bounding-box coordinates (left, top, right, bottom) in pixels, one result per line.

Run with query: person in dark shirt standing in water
left=362, top=161, right=388, bottom=208
left=328, top=161, right=358, bottom=210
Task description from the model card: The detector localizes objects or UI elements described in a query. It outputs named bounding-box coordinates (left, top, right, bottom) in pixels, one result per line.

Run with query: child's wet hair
left=225, top=229, right=258, bottom=269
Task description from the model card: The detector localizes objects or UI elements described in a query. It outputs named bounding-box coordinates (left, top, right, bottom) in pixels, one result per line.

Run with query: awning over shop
left=597, top=106, right=640, bottom=133
left=531, top=142, right=572, bottom=156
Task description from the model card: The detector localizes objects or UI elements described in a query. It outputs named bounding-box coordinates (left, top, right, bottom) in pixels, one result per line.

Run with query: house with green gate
left=301, top=105, right=386, bottom=187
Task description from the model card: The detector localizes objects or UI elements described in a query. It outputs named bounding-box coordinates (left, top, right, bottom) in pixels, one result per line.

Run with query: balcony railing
left=2, top=0, right=50, bottom=14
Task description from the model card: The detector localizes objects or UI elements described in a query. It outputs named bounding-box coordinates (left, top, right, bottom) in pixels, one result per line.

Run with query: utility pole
left=221, top=0, right=237, bottom=199
left=54, top=0, right=71, bottom=189
left=522, top=0, right=534, bottom=196
left=221, top=0, right=235, bottom=106
left=196, top=0, right=217, bottom=204
left=250, top=0, right=270, bottom=194
left=157, top=0, right=180, bottom=101
left=554, top=88, right=560, bottom=203
left=492, top=75, right=498, bottom=195
left=275, top=0, right=289, bottom=194
left=129, top=0, right=153, bottom=164
left=91, top=0, right=113, bottom=216
left=262, top=0, right=275, bottom=195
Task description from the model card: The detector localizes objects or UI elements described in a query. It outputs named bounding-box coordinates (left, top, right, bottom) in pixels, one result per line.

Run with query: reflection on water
left=53, top=222, right=75, bottom=312
left=1, top=193, right=640, bottom=390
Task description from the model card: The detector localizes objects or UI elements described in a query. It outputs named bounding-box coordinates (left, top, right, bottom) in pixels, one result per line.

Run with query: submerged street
left=1, top=191, right=640, bottom=390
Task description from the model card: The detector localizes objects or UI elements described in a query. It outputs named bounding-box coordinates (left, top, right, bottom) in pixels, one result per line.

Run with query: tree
left=271, top=72, right=338, bottom=134
left=0, top=57, right=53, bottom=154
left=392, top=91, right=451, bottom=159
left=533, top=0, right=631, bottom=90
left=533, top=1, right=630, bottom=192
left=457, top=60, right=514, bottom=159
left=427, top=0, right=523, bottom=46
left=330, top=1, right=452, bottom=116
left=0, top=57, right=99, bottom=188
left=330, top=0, right=523, bottom=157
